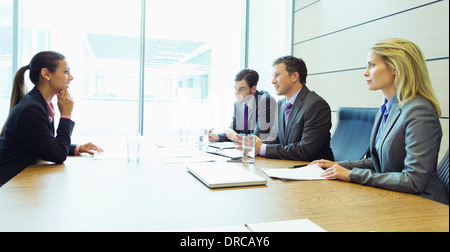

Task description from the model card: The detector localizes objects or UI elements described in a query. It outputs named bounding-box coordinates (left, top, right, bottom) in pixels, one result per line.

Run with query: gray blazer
left=264, top=86, right=334, bottom=161
left=339, top=96, right=448, bottom=204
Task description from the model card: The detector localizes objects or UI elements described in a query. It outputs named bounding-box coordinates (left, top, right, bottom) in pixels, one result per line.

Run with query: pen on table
left=227, top=157, right=242, bottom=163
left=288, top=164, right=308, bottom=168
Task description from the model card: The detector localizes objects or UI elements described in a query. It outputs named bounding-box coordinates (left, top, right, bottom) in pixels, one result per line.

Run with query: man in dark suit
left=209, top=69, right=277, bottom=142
left=256, top=56, right=334, bottom=161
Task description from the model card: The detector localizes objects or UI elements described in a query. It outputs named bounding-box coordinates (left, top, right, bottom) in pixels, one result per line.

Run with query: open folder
left=187, top=163, right=267, bottom=188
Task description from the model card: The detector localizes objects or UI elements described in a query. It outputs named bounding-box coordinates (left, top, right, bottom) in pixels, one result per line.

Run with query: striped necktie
left=284, top=102, right=293, bottom=130
left=244, top=104, right=249, bottom=134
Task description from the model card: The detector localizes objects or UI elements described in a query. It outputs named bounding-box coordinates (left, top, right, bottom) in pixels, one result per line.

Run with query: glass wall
left=17, top=0, right=142, bottom=135
left=0, top=0, right=12, bottom=127
left=144, top=0, right=244, bottom=138
left=1, top=0, right=245, bottom=137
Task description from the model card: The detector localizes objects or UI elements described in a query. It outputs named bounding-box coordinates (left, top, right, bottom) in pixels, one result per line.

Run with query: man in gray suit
left=255, top=56, right=334, bottom=161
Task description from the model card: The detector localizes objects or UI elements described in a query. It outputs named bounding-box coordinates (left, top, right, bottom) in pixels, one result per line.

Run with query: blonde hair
left=371, top=38, right=441, bottom=117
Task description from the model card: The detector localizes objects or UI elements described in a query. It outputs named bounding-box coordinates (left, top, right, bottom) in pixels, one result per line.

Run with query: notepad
left=261, top=163, right=328, bottom=181
left=187, top=163, right=267, bottom=188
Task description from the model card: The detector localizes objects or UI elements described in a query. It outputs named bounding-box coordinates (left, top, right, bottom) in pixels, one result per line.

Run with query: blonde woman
left=313, top=38, right=448, bottom=204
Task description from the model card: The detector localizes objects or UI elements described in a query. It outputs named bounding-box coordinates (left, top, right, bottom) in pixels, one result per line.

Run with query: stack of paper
left=261, top=163, right=329, bottom=181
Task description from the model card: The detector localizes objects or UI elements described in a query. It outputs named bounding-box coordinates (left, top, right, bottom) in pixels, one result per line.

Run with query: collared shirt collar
left=245, top=94, right=256, bottom=110
left=383, top=94, right=397, bottom=115
left=287, top=87, right=302, bottom=106
left=40, top=92, right=55, bottom=123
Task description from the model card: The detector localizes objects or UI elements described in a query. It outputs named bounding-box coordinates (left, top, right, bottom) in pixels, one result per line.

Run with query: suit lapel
left=370, top=110, right=382, bottom=152
left=378, top=100, right=401, bottom=161
left=285, top=87, right=307, bottom=140
left=51, top=120, right=55, bottom=135
left=30, top=87, right=55, bottom=136
left=370, top=109, right=383, bottom=170
left=30, top=87, right=48, bottom=114
left=278, top=99, right=287, bottom=145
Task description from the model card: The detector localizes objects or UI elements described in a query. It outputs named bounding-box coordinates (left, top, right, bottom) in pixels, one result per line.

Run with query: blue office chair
left=331, top=107, right=378, bottom=162
left=437, top=149, right=449, bottom=198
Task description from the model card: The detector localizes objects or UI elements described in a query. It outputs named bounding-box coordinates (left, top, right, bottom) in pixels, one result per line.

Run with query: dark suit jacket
left=264, top=86, right=334, bottom=161
left=0, top=87, right=75, bottom=186
left=219, top=90, right=277, bottom=141
left=339, top=96, right=448, bottom=204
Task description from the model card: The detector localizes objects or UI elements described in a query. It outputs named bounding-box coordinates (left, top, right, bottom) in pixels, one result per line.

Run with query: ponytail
left=1, top=65, right=29, bottom=136
left=10, top=65, right=30, bottom=112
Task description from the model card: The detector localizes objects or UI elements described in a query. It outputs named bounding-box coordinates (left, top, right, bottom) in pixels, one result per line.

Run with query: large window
left=144, top=0, right=244, bottom=138
left=1, top=0, right=245, bottom=137
left=0, top=0, right=12, bottom=127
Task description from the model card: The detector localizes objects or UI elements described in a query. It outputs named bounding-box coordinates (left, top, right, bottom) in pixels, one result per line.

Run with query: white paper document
left=94, top=151, right=127, bottom=160
left=208, top=141, right=237, bottom=149
left=169, top=219, right=326, bottom=232
left=156, top=148, right=221, bottom=164
left=206, top=148, right=242, bottom=159
left=155, top=141, right=196, bottom=148
left=170, top=224, right=251, bottom=232
left=261, top=163, right=328, bottom=181
left=246, top=219, right=327, bottom=232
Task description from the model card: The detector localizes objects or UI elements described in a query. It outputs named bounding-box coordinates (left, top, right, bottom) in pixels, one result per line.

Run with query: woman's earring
left=47, top=78, right=50, bottom=81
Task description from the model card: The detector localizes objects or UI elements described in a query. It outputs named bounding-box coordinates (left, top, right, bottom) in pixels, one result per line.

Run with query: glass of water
left=198, top=129, right=209, bottom=151
left=127, top=134, right=141, bottom=164
left=242, top=134, right=256, bottom=164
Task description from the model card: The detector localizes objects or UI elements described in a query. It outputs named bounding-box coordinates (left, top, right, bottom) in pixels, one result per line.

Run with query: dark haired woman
left=0, top=51, right=103, bottom=186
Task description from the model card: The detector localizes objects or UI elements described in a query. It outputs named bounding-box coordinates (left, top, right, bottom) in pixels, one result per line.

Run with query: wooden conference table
left=0, top=137, right=448, bottom=232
